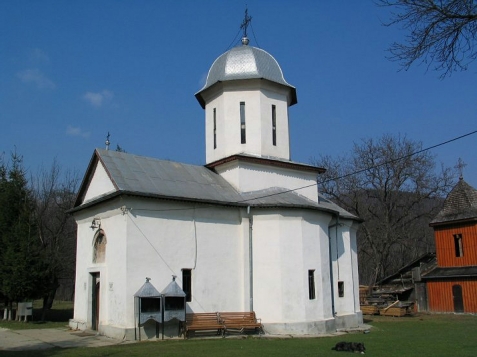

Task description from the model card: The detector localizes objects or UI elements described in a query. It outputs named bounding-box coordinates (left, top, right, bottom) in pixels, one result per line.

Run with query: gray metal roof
left=203, top=44, right=294, bottom=89
left=430, top=178, right=477, bottom=225
left=73, top=149, right=358, bottom=221
left=240, top=187, right=358, bottom=220
left=162, top=278, right=186, bottom=297
left=96, top=149, right=243, bottom=204
left=134, top=279, right=161, bottom=298
left=196, top=44, right=297, bottom=108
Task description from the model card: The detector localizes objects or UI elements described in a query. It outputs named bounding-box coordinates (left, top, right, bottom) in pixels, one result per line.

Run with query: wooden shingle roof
left=430, top=178, right=477, bottom=226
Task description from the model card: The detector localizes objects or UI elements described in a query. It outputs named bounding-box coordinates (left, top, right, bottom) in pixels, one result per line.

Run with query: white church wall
left=123, top=199, right=246, bottom=328
left=317, top=216, right=336, bottom=321
left=252, top=211, right=283, bottom=321
left=101, top=211, right=128, bottom=330
left=349, top=221, right=361, bottom=313
left=330, top=219, right=362, bottom=329
left=215, top=160, right=319, bottom=202
left=203, top=80, right=291, bottom=164
left=83, top=160, right=116, bottom=203
left=188, top=211, right=245, bottom=312
left=241, top=209, right=252, bottom=311
left=70, top=210, right=93, bottom=330
left=70, top=198, right=127, bottom=332
left=72, top=193, right=362, bottom=337
left=252, top=209, right=335, bottom=333
left=205, top=90, right=225, bottom=163
left=301, top=210, right=334, bottom=322
left=258, top=87, right=291, bottom=159
left=332, top=223, right=355, bottom=315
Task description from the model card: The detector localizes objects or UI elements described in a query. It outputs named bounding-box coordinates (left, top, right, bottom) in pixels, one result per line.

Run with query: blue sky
left=1, top=1, right=476, bottom=189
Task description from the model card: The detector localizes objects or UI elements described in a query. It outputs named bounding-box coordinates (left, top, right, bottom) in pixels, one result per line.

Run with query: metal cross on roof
left=455, top=157, right=467, bottom=180
left=240, top=8, right=252, bottom=38
left=105, top=132, right=110, bottom=150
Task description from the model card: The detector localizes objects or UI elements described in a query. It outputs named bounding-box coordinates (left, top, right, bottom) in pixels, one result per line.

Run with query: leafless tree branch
left=377, top=0, right=477, bottom=77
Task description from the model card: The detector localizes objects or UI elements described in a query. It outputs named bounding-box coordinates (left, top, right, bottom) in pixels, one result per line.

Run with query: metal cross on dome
left=240, top=8, right=252, bottom=38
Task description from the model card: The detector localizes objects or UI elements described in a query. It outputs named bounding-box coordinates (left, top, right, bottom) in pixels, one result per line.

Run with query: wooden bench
left=183, top=313, right=225, bottom=338
left=219, top=311, right=263, bottom=335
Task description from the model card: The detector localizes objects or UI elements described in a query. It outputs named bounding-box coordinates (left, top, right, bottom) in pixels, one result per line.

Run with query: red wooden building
left=423, top=177, right=477, bottom=313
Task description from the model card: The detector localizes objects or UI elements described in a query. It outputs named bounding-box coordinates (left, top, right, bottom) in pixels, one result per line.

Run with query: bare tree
left=378, top=0, right=477, bottom=77
left=312, top=134, right=455, bottom=285
left=31, top=159, right=79, bottom=320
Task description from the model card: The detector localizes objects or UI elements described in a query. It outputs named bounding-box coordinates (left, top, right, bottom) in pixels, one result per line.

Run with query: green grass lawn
left=1, top=313, right=477, bottom=356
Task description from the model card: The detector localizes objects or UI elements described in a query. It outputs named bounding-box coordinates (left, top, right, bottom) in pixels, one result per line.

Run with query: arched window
left=93, top=229, right=107, bottom=263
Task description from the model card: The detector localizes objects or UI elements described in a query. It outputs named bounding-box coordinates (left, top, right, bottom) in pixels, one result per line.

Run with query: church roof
left=430, top=178, right=477, bottom=226
left=241, top=188, right=357, bottom=220
left=195, top=43, right=297, bottom=108
left=72, top=149, right=358, bottom=221
left=75, top=149, right=243, bottom=207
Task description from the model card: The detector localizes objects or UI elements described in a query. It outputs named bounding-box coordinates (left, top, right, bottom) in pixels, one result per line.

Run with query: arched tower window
left=93, top=229, right=107, bottom=263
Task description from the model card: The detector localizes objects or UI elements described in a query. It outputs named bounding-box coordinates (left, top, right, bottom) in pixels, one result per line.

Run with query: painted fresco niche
left=93, top=229, right=107, bottom=263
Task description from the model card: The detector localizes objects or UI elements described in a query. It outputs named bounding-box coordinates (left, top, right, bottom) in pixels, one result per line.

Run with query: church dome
left=196, top=41, right=297, bottom=108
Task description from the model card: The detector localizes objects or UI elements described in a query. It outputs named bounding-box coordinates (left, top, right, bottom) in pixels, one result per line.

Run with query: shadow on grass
left=0, top=302, right=73, bottom=330
left=31, top=307, right=73, bottom=322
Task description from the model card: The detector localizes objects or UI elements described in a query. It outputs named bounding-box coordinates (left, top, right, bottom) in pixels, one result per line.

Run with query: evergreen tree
left=0, top=153, right=45, bottom=319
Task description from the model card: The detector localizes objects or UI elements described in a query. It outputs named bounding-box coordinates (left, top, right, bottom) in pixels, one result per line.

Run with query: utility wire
left=128, top=129, right=477, bottom=213
left=318, top=129, right=477, bottom=186
left=127, top=209, right=208, bottom=311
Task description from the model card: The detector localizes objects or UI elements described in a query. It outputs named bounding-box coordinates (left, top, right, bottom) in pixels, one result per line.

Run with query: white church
left=69, top=23, right=363, bottom=339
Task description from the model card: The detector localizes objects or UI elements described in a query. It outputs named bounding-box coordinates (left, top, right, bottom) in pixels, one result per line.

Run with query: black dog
left=332, top=341, right=366, bottom=354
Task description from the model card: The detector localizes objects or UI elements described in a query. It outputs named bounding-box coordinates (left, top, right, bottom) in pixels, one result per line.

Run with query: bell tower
left=195, top=13, right=297, bottom=165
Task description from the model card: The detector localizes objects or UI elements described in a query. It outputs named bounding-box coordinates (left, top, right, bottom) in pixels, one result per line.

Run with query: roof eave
left=68, top=190, right=250, bottom=214
left=73, top=149, right=120, bottom=208
left=195, top=78, right=297, bottom=110
left=430, top=216, right=477, bottom=227
left=68, top=189, right=360, bottom=222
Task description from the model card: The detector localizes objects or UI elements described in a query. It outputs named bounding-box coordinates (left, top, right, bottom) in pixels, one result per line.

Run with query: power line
left=318, top=130, right=477, bottom=187
left=235, top=129, right=477, bottom=203
left=128, top=129, right=477, bottom=213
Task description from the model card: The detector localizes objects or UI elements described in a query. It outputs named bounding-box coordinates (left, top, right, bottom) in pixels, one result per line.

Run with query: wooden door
left=452, top=284, right=464, bottom=313
left=92, top=273, right=100, bottom=330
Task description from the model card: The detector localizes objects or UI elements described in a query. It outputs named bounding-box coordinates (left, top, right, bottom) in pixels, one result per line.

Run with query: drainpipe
left=248, top=206, right=254, bottom=312
left=328, top=213, right=340, bottom=316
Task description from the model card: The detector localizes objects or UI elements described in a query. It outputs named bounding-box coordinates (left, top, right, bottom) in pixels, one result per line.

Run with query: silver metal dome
left=196, top=43, right=297, bottom=108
